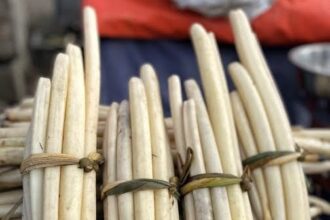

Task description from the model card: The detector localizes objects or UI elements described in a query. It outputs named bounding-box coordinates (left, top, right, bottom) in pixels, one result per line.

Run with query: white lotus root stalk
left=0, top=190, right=22, bottom=218
left=103, top=103, right=119, bottom=220
left=0, top=204, right=22, bottom=218
left=190, top=23, right=247, bottom=220
left=293, top=128, right=330, bottom=141
left=24, top=78, right=51, bottom=220
left=0, top=138, right=25, bottom=147
left=0, top=147, right=23, bottom=166
left=168, top=75, right=195, bottom=220
left=207, top=34, right=254, bottom=220
left=4, top=108, right=31, bottom=122
left=0, top=127, right=28, bottom=138
left=165, top=130, right=180, bottom=220
left=294, top=137, right=330, bottom=157
left=22, top=128, right=32, bottom=220
left=2, top=121, right=30, bottom=128
left=309, top=196, right=330, bottom=218
left=129, top=77, right=155, bottom=220
left=229, top=62, right=286, bottom=220
left=141, top=64, right=171, bottom=219
left=116, top=101, right=134, bottom=220
left=230, top=91, right=271, bottom=220
left=19, top=98, right=34, bottom=109
left=59, top=44, right=86, bottom=219
left=81, top=6, right=101, bottom=220
left=43, top=53, right=69, bottom=220
left=183, top=100, right=213, bottom=220
left=0, top=169, right=22, bottom=191
left=302, top=161, right=330, bottom=174
left=2, top=103, right=108, bottom=123
left=0, top=190, right=22, bottom=205
left=0, top=166, right=16, bottom=175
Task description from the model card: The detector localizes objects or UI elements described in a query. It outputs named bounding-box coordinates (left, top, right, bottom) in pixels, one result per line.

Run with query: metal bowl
left=289, top=43, right=330, bottom=97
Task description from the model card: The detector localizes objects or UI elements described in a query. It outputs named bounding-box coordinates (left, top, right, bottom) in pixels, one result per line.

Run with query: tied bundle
left=100, top=65, right=180, bottom=220
left=19, top=6, right=101, bottom=220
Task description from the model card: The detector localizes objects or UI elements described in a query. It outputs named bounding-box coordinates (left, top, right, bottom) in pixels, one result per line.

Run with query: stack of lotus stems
left=0, top=101, right=108, bottom=148
left=0, top=190, right=22, bottom=219
left=0, top=7, right=329, bottom=220
left=293, top=127, right=330, bottom=157
left=292, top=128, right=330, bottom=175
left=100, top=17, right=253, bottom=220
left=228, top=9, right=310, bottom=220
left=3, top=102, right=330, bottom=159
left=309, top=196, right=330, bottom=218
left=14, top=6, right=101, bottom=220
left=3, top=99, right=330, bottom=176
left=1, top=101, right=329, bottom=219
left=101, top=64, right=180, bottom=220
left=187, top=23, right=253, bottom=220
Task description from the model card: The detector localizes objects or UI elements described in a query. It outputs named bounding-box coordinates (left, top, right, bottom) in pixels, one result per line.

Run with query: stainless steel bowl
left=289, top=43, right=330, bottom=97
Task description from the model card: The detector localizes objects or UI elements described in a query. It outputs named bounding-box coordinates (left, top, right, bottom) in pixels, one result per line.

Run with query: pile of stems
left=2, top=104, right=109, bottom=123
left=0, top=151, right=22, bottom=204
left=190, top=23, right=252, bottom=220
left=1, top=106, right=329, bottom=178
left=302, top=161, right=330, bottom=174
left=230, top=92, right=271, bottom=220
left=141, top=65, right=173, bottom=220
left=0, top=126, right=105, bottom=145
left=0, top=168, right=21, bottom=191
left=43, top=53, right=69, bottom=220
left=3, top=120, right=330, bottom=160
left=184, top=80, right=231, bottom=220
left=21, top=6, right=101, bottom=220
left=8, top=97, right=108, bottom=111
left=103, top=103, right=119, bottom=219
left=168, top=76, right=195, bottom=220
left=0, top=9, right=328, bottom=219
left=116, top=101, right=134, bottom=220
left=294, top=136, right=330, bottom=157
left=208, top=33, right=254, bottom=220
left=229, top=64, right=286, bottom=220
left=129, top=77, right=155, bottom=220
left=102, top=65, right=179, bottom=220
left=309, top=196, right=330, bottom=218
left=293, top=127, right=330, bottom=141
left=229, top=9, right=310, bottom=219
left=0, top=190, right=22, bottom=218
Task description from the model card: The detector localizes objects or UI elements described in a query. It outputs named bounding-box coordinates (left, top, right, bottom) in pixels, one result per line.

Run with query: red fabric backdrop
left=83, top=0, right=330, bottom=45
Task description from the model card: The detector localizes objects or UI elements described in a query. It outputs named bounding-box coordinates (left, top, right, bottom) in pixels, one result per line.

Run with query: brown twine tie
left=20, top=152, right=104, bottom=175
